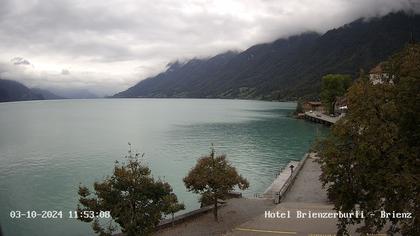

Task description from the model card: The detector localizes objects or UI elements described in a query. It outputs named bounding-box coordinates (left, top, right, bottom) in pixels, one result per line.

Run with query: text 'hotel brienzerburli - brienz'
left=264, top=210, right=412, bottom=219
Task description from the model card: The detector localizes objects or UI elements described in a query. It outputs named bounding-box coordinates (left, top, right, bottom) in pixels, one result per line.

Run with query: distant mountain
left=114, top=12, right=420, bottom=100
left=0, top=79, right=99, bottom=101
left=48, top=88, right=99, bottom=99
left=114, top=51, right=239, bottom=98
left=0, top=79, right=44, bottom=102
left=31, top=88, right=66, bottom=100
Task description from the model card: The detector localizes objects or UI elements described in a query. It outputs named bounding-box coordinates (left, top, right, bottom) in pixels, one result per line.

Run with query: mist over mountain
left=0, top=79, right=44, bottom=102
left=114, top=12, right=420, bottom=100
left=31, top=88, right=65, bottom=100
left=47, top=88, right=99, bottom=99
left=0, top=78, right=101, bottom=102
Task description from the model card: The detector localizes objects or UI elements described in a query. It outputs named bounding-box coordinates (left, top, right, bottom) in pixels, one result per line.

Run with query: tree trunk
left=331, top=101, right=336, bottom=114
left=213, top=197, right=218, bottom=221
left=172, top=213, right=175, bottom=227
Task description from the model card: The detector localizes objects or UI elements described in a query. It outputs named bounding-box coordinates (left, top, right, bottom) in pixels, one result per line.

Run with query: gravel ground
left=154, top=198, right=274, bottom=236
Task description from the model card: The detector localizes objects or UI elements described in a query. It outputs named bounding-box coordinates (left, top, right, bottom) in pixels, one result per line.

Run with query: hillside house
left=369, top=63, right=392, bottom=85
left=303, top=101, right=325, bottom=113
left=334, top=96, right=348, bottom=114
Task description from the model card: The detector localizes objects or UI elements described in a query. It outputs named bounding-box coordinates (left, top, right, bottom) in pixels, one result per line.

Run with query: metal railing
left=274, top=153, right=310, bottom=204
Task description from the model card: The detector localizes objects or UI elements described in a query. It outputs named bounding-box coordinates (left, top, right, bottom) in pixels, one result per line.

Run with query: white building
left=369, top=63, right=392, bottom=85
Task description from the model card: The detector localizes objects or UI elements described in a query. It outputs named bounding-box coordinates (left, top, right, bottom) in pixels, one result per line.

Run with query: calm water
left=0, top=99, right=327, bottom=236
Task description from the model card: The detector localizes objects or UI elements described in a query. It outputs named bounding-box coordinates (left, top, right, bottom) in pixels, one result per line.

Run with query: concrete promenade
left=228, top=155, right=391, bottom=236
left=154, top=154, right=394, bottom=235
left=132, top=153, right=396, bottom=235
left=155, top=198, right=274, bottom=236
left=262, top=161, right=300, bottom=199
left=282, top=154, right=328, bottom=203
left=304, top=111, right=340, bottom=125
left=227, top=156, right=335, bottom=236
left=154, top=154, right=326, bottom=236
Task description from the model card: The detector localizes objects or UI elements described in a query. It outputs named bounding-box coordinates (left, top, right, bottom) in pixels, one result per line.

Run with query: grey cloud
left=11, top=57, right=31, bottom=66
left=61, top=69, right=70, bottom=75
left=0, top=0, right=418, bottom=95
left=0, top=61, right=130, bottom=96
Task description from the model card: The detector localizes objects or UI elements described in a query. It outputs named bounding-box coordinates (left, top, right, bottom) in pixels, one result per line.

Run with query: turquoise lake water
left=0, top=99, right=327, bottom=236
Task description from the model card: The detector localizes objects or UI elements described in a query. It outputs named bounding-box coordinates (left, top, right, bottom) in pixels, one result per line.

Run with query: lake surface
left=0, top=99, right=327, bottom=236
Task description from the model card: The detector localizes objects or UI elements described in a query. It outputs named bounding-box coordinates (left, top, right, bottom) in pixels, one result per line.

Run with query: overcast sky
left=0, top=0, right=418, bottom=96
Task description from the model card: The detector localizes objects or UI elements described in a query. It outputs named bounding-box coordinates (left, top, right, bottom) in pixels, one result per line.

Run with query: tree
left=163, top=193, right=185, bottom=226
left=183, top=147, right=249, bottom=221
left=316, top=44, right=420, bottom=235
left=77, top=144, right=183, bottom=236
left=294, top=100, right=304, bottom=115
left=320, top=74, right=352, bottom=114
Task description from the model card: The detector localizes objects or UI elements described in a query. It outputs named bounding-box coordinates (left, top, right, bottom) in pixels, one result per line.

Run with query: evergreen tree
left=294, top=100, right=304, bottom=114
left=320, top=74, right=352, bottom=114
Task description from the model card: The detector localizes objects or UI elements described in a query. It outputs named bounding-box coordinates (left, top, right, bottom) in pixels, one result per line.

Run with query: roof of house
left=307, top=101, right=322, bottom=106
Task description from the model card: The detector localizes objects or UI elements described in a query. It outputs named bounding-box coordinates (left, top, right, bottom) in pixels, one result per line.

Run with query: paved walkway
left=304, top=111, right=340, bottom=124
left=155, top=156, right=332, bottom=236
left=155, top=157, right=334, bottom=236
left=227, top=157, right=391, bottom=236
left=154, top=198, right=274, bottom=236
left=282, top=157, right=328, bottom=203
left=227, top=202, right=340, bottom=236
left=262, top=161, right=300, bottom=198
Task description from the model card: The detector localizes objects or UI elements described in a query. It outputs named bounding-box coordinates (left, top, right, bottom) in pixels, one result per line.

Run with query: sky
left=0, top=0, right=418, bottom=96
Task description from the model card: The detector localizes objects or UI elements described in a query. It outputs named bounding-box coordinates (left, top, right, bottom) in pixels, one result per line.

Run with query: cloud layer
left=0, top=0, right=418, bottom=96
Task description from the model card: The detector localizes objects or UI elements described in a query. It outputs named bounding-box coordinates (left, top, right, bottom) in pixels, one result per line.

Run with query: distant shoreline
left=0, top=97, right=298, bottom=104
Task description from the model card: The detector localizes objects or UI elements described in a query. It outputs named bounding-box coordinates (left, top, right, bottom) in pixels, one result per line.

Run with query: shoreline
left=0, top=97, right=299, bottom=104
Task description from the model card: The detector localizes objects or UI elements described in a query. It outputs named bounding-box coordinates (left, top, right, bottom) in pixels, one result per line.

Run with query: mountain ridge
left=0, top=79, right=70, bottom=102
left=0, top=79, right=44, bottom=102
left=31, top=88, right=66, bottom=100
left=114, top=11, right=420, bottom=100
